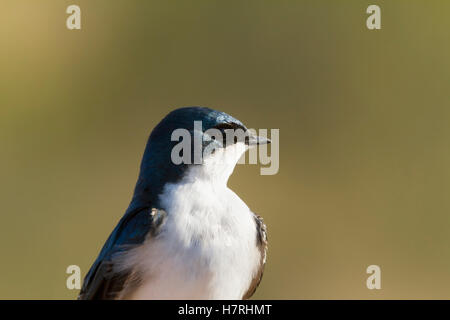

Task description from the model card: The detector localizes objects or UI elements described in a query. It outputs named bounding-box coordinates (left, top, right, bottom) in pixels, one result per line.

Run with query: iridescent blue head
left=128, top=106, right=269, bottom=211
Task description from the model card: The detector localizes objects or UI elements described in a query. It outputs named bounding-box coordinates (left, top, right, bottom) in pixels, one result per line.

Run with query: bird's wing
left=242, top=213, right=268, bottom=299
left=78, top=207, right=166, bottom=300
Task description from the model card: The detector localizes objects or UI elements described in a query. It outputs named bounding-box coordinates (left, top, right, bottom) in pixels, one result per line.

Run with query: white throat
left=184, top=142, right=249, bottom=186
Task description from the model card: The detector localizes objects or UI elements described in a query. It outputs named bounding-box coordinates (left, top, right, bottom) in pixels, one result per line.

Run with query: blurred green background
left=1, top=0, right=450, bottom=299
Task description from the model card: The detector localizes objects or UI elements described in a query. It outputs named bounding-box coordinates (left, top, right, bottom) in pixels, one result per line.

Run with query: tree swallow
left=78, top=107, right=269, bottom=299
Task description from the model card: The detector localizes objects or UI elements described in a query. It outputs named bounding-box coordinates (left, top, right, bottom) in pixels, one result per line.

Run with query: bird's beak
left=245, top=134, right=271, bottom=146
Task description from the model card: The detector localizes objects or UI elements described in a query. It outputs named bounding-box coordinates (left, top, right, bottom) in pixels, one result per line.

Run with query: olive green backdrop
left=1, top=0, right=450, bottom=299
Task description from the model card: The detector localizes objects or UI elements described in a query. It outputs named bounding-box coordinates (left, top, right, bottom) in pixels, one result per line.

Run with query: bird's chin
left=188, top=144, right=245, bottom=184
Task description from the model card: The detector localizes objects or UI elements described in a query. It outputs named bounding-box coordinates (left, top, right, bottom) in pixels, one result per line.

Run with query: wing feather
left=242, top=213, right=268, bottom=299
left=78, top=207, right=166, bottom=300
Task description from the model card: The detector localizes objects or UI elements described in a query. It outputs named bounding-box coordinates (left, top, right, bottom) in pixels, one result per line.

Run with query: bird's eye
left=213, top=123, right=239, bottom=130
left=212, top=122, right=246, bottom=146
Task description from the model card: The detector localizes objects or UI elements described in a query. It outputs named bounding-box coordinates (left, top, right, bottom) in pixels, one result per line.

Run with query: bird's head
left=131, top=107, right=270, bottom=206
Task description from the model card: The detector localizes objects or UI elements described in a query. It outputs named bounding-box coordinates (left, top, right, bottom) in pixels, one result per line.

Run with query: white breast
left=116, top=144, right=262, bottom=299
left=118, top=180, right=260, bottom=299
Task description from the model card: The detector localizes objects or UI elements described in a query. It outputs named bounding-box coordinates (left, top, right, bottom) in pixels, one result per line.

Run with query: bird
left=78, top=106, right=269, bottom=300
